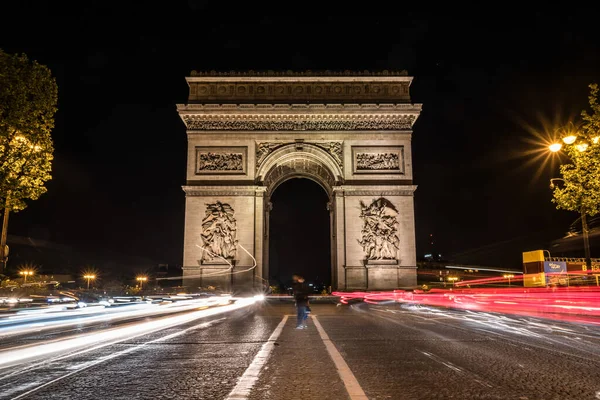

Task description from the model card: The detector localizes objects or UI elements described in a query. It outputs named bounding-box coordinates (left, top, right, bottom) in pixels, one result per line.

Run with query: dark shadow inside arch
left=269, top=178, right=331, bottom=294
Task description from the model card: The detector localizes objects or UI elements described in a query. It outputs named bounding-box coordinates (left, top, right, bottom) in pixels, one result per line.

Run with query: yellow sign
left=523, top=272, right=546, bottom=287
left=522, top=250, right=544, bottom=263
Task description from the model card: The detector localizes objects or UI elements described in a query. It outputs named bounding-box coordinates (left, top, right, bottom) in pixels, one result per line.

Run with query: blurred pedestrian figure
left=292, top=274, right=310, bottom=329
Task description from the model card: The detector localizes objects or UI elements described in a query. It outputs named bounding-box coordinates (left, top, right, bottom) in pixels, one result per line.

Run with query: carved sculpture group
left=200, top=201, right=238, bottom=262
left=358, top=198, right=400, bottom=261
left=198, top=152, right=243, bottom=172
left=356, top=152, right=400, bottom=171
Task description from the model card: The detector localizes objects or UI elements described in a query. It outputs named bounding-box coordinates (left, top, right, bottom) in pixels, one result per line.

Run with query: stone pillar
left=333, top=188, right=346, bottom=290
left=254, top=187, right=266, bottom=288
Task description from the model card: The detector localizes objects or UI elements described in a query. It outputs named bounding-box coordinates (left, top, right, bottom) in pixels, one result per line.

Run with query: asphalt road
left=1, top=298, right=599, bottom=400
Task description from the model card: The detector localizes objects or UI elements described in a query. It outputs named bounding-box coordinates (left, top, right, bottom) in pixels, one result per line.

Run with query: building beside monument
left=177, top=71, right=421, bottom=291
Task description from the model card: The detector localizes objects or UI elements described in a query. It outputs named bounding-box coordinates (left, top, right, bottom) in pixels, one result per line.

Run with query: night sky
left=2, top=4, right=600, bottom=278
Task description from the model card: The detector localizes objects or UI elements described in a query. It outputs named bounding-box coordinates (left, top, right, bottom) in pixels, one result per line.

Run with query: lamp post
left=83, top=274, right=96, bottom=290
left=136, top=276, right=148, bottom=290
left=549, top=124, right=599, bottom=270
left=447, top=276, right=458, bottom=287
left=503, top=273, right=514, bottom=287
left=19, top=270, right=33, bottom=283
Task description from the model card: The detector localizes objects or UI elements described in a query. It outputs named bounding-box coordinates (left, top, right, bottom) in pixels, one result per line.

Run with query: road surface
left=0, top=297, right=599, bottom=399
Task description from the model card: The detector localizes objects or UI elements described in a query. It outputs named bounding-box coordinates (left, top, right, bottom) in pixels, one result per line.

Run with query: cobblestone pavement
left=1, top=298, right=599, bottom=399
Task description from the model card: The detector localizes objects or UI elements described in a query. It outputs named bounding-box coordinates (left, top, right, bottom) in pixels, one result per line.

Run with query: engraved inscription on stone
left=356, top=152, right=399, bottom=171
left=358, top=198, right=400, bottom=261
left=200, top=201, right=237, bottom=263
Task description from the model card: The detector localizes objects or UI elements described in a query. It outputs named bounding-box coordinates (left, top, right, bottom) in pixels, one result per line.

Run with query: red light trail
left=333, top=285, right=600, bottom=325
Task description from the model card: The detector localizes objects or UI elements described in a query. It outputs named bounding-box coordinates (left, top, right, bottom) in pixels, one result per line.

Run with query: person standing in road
left=292, top=274, right=310, bottom=329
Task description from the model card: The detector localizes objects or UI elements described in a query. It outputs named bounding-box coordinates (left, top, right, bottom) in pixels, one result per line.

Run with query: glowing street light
left=19, top=270, right=34, bottom=283
left=549, top=143, right=562, bottom=152
left=562, top=134, right=577, bottom=145
left=447, top=276, right=458, bottom=287
left=503, top=273, right=514, bottom=286
left=83, top=274, right=96, bottom=290
left=136, top=276, right=148, bottom=289
left=547, top=119, right=600, bottom=269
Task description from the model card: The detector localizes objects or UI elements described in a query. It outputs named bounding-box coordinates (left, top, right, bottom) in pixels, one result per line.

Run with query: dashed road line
left=312, top=315, right=369, bottom=400
left=226, top=315, right=288, bottom=400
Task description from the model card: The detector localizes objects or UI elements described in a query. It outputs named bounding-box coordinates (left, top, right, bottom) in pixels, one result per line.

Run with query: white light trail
left=0, top=296, right=257, bottom=369
left=0, top=297, right=231, bottom=338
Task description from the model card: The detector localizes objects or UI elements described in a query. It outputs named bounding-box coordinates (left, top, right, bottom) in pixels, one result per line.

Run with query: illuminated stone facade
left=178, top=71, right=421, bottom=291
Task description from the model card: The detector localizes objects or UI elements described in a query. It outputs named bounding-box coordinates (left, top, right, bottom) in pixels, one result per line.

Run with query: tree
left=0, top=49, right=58, bottom=273
left=552, top=83, right=600, bottom=267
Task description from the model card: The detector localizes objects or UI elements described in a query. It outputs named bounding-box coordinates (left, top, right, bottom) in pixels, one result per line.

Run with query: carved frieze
left=182, top=114, right=416, bottom=131
left=358, top=198, right=400, bottom=261
left=195, top=146, right=247, bottom=175
left=352, top=146, right=404, bottom=174
left=255, top=141, right=343, bottom=169
left=200, top=201, right=238, bottom=264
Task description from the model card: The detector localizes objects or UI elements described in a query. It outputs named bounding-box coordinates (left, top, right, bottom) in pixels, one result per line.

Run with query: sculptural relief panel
left=352, top=146, right=404, bottom=174
left=200, top=201, right=238, bottom=264
left=357, top=198, right=400, bottom=262
left=195, top=146, right=247, bottom=175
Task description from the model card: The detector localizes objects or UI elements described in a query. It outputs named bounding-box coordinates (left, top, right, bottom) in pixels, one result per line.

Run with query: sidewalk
left=247, top=307, right=350, bottom=400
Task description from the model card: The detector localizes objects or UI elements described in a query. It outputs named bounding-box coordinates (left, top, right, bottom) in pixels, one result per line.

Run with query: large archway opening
left=268, top=178, right=331, bottom=294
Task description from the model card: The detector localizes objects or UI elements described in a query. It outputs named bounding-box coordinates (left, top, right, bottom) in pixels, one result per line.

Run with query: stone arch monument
left=178, top=71, right=421, bottom=291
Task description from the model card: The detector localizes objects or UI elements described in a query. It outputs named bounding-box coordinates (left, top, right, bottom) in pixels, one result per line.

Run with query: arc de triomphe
left=177, top=71, right=421, bottom=291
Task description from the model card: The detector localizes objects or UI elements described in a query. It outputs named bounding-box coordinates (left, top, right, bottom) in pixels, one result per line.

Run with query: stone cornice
left=177, top=103, right=422, bottom=115
left=183, top=185, right=266, bottom=197
left=189, top=70, right=409, bottom=77
left=180, top=113, right=418, bottom=131
left=185, top=78, right=414, bottom=103
left=333, top=185, right=418, bottom=196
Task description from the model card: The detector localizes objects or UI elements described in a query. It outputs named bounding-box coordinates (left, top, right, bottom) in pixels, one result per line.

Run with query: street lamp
left=447, top=276, right=458, bottom=287
left=19, top=270, right=34, bottom=283
left=136, top=276, right=148, bottom=289
left=83, top=274, right=96, bottom=290
left=548, top=124, right=600, bottom=269
left=503, top=273, right=514, bottom=286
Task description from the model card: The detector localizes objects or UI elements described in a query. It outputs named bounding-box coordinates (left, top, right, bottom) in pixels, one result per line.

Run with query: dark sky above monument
left=2, top=4, right=600, bottom=275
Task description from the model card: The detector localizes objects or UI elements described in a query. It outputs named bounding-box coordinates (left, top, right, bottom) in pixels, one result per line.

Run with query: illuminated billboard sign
left=543, top=261, right=567, bottom=274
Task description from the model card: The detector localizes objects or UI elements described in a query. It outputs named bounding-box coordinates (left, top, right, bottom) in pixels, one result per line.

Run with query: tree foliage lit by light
left=552, top=84, right=600, bottom=217
left=0, top=49, right=57, bottom=212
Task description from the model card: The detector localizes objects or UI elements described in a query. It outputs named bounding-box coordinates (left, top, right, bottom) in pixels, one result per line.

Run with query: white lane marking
left=9, top=318, right=226, bottom=400
left=225, top=315, right=288, bottom=400
left=312, top=315, right=369, bottom=400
